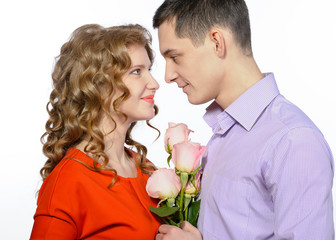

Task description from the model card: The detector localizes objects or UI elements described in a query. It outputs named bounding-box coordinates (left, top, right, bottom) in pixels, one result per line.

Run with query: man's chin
left=187, top=95, right=211, bottom=105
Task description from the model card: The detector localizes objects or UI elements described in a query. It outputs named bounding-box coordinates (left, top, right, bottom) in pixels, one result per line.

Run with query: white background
left=0, top=0, right=335, bottom=239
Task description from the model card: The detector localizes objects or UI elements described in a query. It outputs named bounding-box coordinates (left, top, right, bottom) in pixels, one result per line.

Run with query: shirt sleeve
left=30, top=215, right=77, bottom=239
left=30, top=160, right=81, bottom=239
left=264, top=127, right=334, bottom=239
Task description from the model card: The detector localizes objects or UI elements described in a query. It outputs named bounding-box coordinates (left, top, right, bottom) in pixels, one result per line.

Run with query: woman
left=30, top=24, right=161, bottom=239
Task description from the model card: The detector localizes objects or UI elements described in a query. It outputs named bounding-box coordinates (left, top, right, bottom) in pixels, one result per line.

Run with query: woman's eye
left=131, top=69, right=141, bottom=75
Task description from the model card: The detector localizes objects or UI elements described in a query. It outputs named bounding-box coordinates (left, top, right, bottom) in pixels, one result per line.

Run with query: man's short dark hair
left=153, top=0, right=252, bottom=55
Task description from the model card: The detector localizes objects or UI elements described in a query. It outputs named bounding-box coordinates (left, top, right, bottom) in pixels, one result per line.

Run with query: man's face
left=158, top=20, right=223, bottom=105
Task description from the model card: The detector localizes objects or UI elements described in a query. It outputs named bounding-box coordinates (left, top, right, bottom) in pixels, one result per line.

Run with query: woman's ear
left=208, top=28, right=226, bottom=58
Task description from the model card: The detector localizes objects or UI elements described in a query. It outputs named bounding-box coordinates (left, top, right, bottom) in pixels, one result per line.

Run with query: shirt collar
left=203, top=73, right=280, bottom=133
left=203, top=101, right=230, bottom=134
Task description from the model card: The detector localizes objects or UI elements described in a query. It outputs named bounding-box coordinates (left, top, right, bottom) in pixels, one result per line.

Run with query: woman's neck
left=75, top=114, right=138, bottom=175
left=100, top=121, right=138, bottom=178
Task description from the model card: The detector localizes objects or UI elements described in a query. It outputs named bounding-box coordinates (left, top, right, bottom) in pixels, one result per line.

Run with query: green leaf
left=157, top=198, right=167, bottom=207
left=180, top=172, right=189, bottom=189
left=190, top=164, right=202, bottom=177
left=167, top=141, right=172, bottom=154
left=184, top=194, right=191, bottom=211
left=149, top=206, right=179, bottom=217
left=175, top=195, right=181, bottom=208
left=187, top=200, right=201, bottom=227
left=167, top=154, right=172, bottom=167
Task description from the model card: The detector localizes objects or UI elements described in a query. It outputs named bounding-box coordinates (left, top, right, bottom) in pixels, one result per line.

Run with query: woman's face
left=117, top=44, right=159, bottom=123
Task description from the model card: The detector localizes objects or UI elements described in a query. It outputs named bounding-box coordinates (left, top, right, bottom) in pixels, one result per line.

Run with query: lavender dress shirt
left=198, top=73, right=334, bottom=239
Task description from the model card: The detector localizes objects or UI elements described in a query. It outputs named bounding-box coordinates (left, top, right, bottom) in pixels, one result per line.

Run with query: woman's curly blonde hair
left=40, top=24, right=159, bottom=187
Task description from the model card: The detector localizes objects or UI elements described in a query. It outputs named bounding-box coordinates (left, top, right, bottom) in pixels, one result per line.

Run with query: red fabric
left=30, top=148, right=160, bottom=240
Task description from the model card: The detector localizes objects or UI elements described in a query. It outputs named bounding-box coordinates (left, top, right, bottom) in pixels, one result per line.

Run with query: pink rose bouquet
left=146, top=122, right=206, bottom=227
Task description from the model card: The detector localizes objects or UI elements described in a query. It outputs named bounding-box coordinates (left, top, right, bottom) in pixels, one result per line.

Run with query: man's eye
left=171, top=56, right=178, bottom=62
left=131, top=69, right=141, bottom=75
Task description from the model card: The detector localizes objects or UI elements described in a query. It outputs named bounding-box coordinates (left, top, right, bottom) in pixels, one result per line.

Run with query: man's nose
left=164, top=62, right=178, bottom=83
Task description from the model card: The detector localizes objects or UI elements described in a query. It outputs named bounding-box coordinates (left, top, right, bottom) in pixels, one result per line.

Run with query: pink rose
left=172, top=141, right=207, bottom=173
left=146, top=168, right=181, bottom=200
left=184, top=171, right=201, bottom=195
left=164, top=122, right=193, bottom=153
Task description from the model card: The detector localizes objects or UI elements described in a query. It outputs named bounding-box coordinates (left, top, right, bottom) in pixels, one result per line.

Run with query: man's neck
left=216, top=56, right=263, bottom=109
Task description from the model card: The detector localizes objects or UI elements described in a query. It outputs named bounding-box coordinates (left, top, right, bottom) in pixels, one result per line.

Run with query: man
left=153, top=0, right=334, bottom=239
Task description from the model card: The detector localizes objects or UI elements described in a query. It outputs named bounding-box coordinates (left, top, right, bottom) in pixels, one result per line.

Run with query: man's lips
left=141, top=95, right=155, bottom=104
left=178, top=84, right=187, bottom=88
left=179, top=84, right=189, bottom=93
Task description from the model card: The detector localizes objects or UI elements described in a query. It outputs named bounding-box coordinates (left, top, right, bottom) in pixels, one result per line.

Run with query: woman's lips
left=141, top=95, right=155, bottom=104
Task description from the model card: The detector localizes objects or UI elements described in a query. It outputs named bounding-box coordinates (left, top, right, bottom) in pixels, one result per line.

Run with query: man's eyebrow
left=162, top=49, right=177, bottom=57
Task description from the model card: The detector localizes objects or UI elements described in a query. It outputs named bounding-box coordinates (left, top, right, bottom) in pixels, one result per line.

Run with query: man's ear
left=208, top=28, right=226, bottom=58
